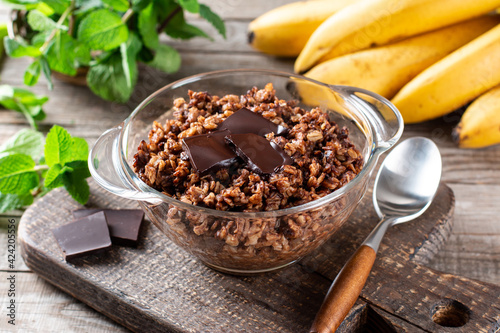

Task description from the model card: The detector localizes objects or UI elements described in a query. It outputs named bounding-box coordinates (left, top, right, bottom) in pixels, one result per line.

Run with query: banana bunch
left=453, top=86, right=500, bottom=148
left=247, top=0, right=500, bottom=148
left=247, top=0, right=360, bottom=57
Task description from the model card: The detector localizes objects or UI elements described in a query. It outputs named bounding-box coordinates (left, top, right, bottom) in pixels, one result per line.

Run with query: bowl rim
left=118, top=68, right=381, bottom=218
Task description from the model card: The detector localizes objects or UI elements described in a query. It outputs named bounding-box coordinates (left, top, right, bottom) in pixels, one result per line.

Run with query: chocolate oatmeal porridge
left=133, top=83, right=364, bottom=271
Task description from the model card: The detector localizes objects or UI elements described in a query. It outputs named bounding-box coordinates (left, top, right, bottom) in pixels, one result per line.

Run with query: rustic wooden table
left=1, top=1, right=499, bottom=332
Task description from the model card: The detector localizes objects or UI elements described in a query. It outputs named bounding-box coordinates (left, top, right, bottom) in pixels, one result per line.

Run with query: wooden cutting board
left=18, top=180, right=500, bottom=332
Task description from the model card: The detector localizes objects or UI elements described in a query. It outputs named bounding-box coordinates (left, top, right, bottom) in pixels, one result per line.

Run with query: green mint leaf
left=137, top=45, right=154, bottom=63
left=0, top=85, right=48, bottom=128
left=31, top=31, right=51, bottom=47
left=102, top=0, right=129, bottom=12
left=13, top=88, right=49, bottom=106
left=120, top=32, right=142, bottom=89
left=40, top=56, right=54, bottom=90
left=199, top=4, right=226, bottom=39
left=27, top=9, right=58, bottom=31
left=46, top=31, right=79, bottom=76
left=24, top=59, right=42, bottom=86
left=77, top=9, right=129, bottom=51
left=0, top=85, right=22, bottom=110
left=0, top=25, right=7, bottom=56
left=44, top=163, right=65, bottom=188
left=43, top=124, right=90, bottom=202
left=73, top=42, right=92, bottom=66
left=26, top=104, right=46, bottom=121
left=75, top=0, right=103, bottom=13
left=37, top=2, right=56, bottom=15
left=131, top=0, right=151, bottom=11
left=163, top=10, right=210, bottom=40
left=153, top=0, right=178, bottom=16
left=178, top=0, right=199, bottom=13
left=63, top=169, right=89, bottom=204
left=147, top=44, right=180, bottom=74
left=42, top=0, right=71, bottom=14
left=138, top=2, right=159, bottom=49
left=0, top=153, right=38, bottom=195
left=1, top=0, right=39, bottom=7
left=64, top=160, right=91, bottom=178
left=87, top=52, right=132, bottom=102
left=0, top=128, right=44, bottom=160
left=4, top=37, right=42, bottom=58
left=44, top=161, right=89, bottom=190
left=69, top=137, right=89, bottom=162
left=0, top=192, right=33, bottom=213
left=44, top=125, right=73, bottom=167
left=166, top=22, right=211, bottom=40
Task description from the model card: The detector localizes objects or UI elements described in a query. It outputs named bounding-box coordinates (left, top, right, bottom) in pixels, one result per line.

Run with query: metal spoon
left=310, top=137, right=442, bottom=333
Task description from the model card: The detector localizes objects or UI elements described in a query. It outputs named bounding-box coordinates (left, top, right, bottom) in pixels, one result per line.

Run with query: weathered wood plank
left=18, top=180, right=500, bottom=333
left=0, top=272, right=130, bottom=332
left=429, top=252, right=500, bottom=286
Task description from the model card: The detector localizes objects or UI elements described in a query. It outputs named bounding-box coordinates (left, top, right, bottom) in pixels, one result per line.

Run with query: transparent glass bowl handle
left=337, top=85, right=404, bottom=154
left=88, top=126, right=163, bottom=203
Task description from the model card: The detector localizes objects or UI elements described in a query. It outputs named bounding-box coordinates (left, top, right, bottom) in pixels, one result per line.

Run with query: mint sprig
left=3, top=0, right=226, bottom=103
left=0, top=85, right=47, bottom=129
left=43, top=125, right=91, bottom=203
left=0, top=125, right=91, bottom=212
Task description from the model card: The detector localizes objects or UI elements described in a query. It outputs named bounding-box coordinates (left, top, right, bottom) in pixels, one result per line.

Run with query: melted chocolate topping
left=181, top=130, right=238, bottom=175
left=225, top=133, right=293, bottom=175
left=217, top=107, right=287, bottom=136
left=183, top=108, right=292, bottom=175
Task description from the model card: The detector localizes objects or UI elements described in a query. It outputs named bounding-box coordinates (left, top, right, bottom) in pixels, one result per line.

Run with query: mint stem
left=39, top=1, right=75, bottom=54
left=122, top=8, right=134, bottom=24
left=16, top=101, right=37, bottom=130
left=156, top=5, right=182, bottom=33
left=34, top=165, right=49, bottom=172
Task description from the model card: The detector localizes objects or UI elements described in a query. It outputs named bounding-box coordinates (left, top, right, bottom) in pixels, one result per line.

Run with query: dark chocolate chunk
left=52, top=211, right=111, bottom=261
left=73, top=209, right=145, bottom=247
left=182, top=129, right=238, bottom=175
left=225, top=133, right=293, bottom=175
left=217, top=108, right=287, bottom=136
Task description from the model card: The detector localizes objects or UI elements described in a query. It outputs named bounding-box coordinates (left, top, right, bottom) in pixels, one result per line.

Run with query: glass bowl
left=89, top=69, right=403, bottom=274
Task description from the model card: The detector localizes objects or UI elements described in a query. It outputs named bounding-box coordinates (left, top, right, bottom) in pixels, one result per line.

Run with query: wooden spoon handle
left=310, top=245, right=377, bottom=333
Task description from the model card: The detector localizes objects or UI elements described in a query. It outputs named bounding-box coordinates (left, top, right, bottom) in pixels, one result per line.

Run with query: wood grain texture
left=0, top=272, right=129, bottom=332
left=1, top=0, right=500, bottom=331
left=16, top=180, right=500, bottom=332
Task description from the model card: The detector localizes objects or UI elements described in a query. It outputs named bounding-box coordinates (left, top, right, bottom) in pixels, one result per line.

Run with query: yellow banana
left=294, top=0, right=500, bottom=73
left=453, top=85, right=500, bottom=148
left=392, top=23, right=500, bottom=124
left=303, top=15, right=500, bottom=100
left=248, top=0, right=360, bottom=57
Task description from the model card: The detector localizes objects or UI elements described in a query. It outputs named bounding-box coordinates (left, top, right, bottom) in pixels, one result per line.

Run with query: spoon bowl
left=373, top=137, right=442, bottom=224
left=310, top=137, right=442, bottom=333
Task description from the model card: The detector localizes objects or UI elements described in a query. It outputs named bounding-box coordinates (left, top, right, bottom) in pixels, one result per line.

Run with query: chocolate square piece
left=52, top=211, right=111, bottom=261
left=73, top=209, right=145, bottom=246
left=181, top=129, right=238, bottom=175
left=225, top=133, right=293, bottom=175
left=217, top=108, right=287, bottom=136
